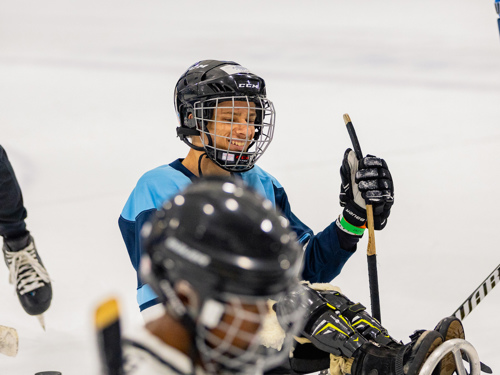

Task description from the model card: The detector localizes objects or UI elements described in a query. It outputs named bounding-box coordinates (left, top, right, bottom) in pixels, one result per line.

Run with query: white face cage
left=193, top=96, right=275, bottom=172
left=195, top=286, right=306, bottom=375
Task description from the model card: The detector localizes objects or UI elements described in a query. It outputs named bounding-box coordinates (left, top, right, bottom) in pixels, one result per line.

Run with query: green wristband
left=340, top=216, right=365, bottom=236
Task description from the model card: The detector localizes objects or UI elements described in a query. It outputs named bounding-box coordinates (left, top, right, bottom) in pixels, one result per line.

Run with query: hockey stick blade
left=453, top=263, right=499, bottom=320
left=0, top=325, right=19, bottom=357
left=95, top=298, right=124, bottom=375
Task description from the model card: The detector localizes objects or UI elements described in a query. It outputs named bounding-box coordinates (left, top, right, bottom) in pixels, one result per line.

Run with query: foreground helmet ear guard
left=140, top=177, right=306, bottom=374
left=174, top=60, right=276, bottom=172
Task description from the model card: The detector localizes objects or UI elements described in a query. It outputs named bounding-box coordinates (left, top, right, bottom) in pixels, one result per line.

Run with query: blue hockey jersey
left=119, top=159, right=357, bottom=311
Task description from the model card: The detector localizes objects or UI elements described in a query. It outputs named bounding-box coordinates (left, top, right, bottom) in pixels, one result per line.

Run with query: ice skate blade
left=36, top=314, right=46, bottom=330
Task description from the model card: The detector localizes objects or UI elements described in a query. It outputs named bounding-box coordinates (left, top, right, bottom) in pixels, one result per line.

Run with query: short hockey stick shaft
left=453, top=263, right=500, bottom=320
left=343, top=113, right=381, bottom=322
left=366, top=205, right=381, bottom=321
left=95, top=298, right=124, bottom=375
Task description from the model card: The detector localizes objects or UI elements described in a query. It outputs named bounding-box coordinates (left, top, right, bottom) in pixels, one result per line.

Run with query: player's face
left=207, top=101, right=257, bottom=152
left=207, top=298, right=267, bottom=352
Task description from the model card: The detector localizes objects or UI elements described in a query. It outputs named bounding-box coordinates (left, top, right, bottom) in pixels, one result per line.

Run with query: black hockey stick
left=95, top=298, right=124, bottom=375
left=453, top=263, right=500, bottom=320
left=343, top=114, right=382, bottom=323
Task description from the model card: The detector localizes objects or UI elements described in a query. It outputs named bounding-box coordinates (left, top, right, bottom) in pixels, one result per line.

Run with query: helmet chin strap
left=197, top=152, right=207, bottom=177
left=198, top=130, right=215, bottom=177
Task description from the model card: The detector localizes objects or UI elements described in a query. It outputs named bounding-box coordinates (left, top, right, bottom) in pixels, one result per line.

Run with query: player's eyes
left=218, top=114, right=256, bottom=124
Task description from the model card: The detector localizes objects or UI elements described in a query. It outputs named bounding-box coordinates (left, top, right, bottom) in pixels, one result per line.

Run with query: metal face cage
left=196, top=285, right=306, bottom=375
left=193, top=96, right=275, bottom=173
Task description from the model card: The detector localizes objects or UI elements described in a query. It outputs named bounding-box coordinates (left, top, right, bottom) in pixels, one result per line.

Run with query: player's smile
left=228, top=138, right=250, bottom=151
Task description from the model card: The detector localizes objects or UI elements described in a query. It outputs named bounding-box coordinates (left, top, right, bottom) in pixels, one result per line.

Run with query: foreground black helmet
left=174, top=60, right=275, bottom=172
left=140, top=177, right=305, bottom=374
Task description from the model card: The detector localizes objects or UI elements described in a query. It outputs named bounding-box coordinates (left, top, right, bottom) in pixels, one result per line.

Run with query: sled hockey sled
left=419, top=339, right=481, bottom=375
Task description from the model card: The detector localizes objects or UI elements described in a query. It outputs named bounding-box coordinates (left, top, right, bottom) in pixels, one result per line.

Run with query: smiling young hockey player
left=119, top=59, right=395, bottom=319
left=116, top=178, right=307, bottom=375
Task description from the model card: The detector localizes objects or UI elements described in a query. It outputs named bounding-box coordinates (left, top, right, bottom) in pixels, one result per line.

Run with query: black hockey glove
left=339, top=148, right=394, bottom=230
left=275, top=285, right=365, bottom=358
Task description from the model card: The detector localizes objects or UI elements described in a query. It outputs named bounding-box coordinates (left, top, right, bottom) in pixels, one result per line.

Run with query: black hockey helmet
left=140, top=177, right=305, bottom=374
left=174, top=60, right=275, bottom=172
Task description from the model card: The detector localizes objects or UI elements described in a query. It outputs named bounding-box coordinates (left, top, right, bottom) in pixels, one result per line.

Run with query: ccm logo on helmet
left=238, top=83, right=260, bottom=90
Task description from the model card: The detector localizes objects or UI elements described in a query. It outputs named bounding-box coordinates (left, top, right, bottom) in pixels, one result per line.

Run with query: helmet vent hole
left=208, top=83, right=231, bottom=93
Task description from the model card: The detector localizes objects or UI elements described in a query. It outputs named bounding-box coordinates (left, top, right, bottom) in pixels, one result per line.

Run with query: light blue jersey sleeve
left=119, top=164, right=192, bottom=311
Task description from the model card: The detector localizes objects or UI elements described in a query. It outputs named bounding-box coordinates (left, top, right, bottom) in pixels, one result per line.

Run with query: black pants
left=0, top=145, right=28, bottom=239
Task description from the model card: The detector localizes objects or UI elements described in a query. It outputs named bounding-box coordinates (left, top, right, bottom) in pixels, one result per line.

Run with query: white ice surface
left=1, top=1, right=499, bottom=373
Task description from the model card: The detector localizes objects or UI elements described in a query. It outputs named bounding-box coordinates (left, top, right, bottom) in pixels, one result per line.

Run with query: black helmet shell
left=175, top=60, right=267, bottom=129
left=141, top=177, right=302, bottom=302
